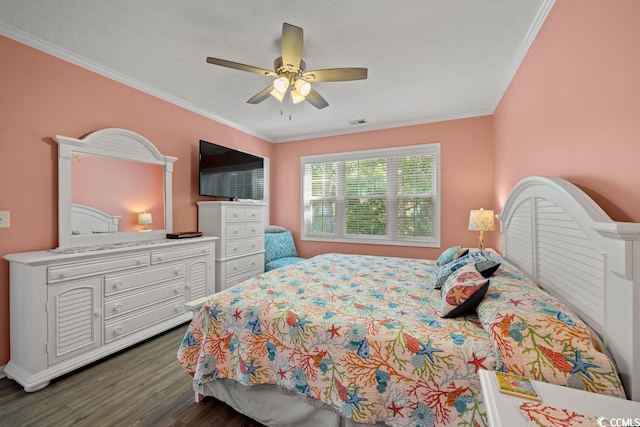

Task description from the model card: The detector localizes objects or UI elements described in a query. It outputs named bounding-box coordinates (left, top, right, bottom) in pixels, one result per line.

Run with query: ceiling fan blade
left=302, top=68, right=368, bottom=82
left=247, top=86, right=274, bottom=104
left=206, top=57, right=277, bottom=77
left=305, top=88, right=329, bottom=109
left=280, top=23, right=303, bottom=72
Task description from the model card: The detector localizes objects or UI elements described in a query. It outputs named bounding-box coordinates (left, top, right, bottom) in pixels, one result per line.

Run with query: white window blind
left=301, top=143, right=440, bottom=247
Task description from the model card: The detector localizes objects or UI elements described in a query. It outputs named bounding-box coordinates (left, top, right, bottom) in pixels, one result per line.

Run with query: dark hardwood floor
left=0, top=324, right=266, bottom=427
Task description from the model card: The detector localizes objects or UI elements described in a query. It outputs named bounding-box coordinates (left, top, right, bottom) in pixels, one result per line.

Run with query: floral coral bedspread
left=177, top=253, right=624, bottom=427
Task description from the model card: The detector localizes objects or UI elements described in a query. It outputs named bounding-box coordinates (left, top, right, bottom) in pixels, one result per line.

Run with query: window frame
left=300, top=143, right=441, bottom=247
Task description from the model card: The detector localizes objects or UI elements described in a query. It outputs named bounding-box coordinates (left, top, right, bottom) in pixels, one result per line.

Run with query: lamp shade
left=272, top=76, right=289, bottom=94
left=138, top=212, right=153, bottom=225
left=468, top=209, right=495, bottom=232
left=270, top=88, right=285, bottom=102
left=290, top=88, right=306, bottom=104
left=294, top=79, right=311, bottom=96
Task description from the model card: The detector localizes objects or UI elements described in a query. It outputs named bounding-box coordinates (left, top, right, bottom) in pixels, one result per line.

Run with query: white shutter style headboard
left=498, top=176, right=640, bottom=401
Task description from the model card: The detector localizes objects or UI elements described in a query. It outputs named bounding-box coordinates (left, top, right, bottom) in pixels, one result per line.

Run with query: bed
left=178, top=176, right=640, bottom=427
left=70, top=203, right=121, bottom=235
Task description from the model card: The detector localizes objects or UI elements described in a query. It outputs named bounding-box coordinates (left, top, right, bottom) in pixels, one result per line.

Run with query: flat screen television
left=199, top=140, right=264, bottom=200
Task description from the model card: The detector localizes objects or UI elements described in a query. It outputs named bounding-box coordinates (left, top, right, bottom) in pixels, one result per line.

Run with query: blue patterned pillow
left=437, top=246, right=469, bottom=266
left=435, top=255, right=473, bottom=289
left=264, top=230, right=298, bottom=264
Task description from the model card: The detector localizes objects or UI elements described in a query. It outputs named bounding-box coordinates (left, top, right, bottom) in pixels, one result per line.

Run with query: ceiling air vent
left=349, top=118, right=367, bottom=126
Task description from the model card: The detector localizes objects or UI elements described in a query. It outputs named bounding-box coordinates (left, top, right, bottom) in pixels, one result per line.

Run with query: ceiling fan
left=206, top=23, right=368, bottom=109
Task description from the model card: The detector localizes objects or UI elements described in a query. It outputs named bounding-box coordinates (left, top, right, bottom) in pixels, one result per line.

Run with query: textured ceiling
left=0, top=0, right=554, bottom=142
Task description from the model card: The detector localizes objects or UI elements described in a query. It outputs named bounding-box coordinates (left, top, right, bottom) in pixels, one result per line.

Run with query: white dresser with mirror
left=3, top=128, right=217, bottom=392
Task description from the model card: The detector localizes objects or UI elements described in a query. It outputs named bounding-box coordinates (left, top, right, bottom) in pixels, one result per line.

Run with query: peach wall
left=272, top=116, right=496, bottom=261
left=493, top=0, right=640, bottom=224
left=0, top=35, right=274, bottom=366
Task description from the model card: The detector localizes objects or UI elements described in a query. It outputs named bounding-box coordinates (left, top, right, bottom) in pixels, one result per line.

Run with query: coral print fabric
left=476, top=260, right=625, bottom=399
left=519, top=402, right=601, bottom=426
left=178, top=253, right=624, bottom=427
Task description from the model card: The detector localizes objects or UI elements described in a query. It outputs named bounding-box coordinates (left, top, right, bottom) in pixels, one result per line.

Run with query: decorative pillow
left=468, top=250, right=501, bottom=278
left=436, top=245, right=469, bottom=266
left=264, top=230, right=298, bottom=264
left=435, top=255, right=473, bottom=289
left=440, top=263, right=490, bottom=318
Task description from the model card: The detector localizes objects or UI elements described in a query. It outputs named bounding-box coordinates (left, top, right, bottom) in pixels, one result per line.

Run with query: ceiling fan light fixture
left=206, top=23, right=367, bottom=110
left=273, top=76, right=289, bottom=94
left=290, top=89, right=306, bottom=104
left=294, top=79, right=311, bottom=96
left=270, top=88, right=285, bottom=102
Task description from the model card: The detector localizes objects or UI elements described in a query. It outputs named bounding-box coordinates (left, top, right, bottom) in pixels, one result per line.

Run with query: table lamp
left=138, top=212, right=152, bottom=231
left=468, top=208, right=495, bottom=250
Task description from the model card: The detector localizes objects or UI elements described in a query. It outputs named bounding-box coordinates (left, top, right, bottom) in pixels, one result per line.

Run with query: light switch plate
left=0, top=211, right=10, bottom=228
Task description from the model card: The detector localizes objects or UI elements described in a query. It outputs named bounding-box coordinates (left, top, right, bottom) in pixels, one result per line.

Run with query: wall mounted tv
left=199, top=140, right=264, bottom=200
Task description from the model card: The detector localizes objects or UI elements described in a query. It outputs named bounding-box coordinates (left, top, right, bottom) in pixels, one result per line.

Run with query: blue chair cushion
left=264, top=230, right=298, bottom=264
left=264, top=229, right=307, bottom=271
left=266, top=256, right=307, bottom=272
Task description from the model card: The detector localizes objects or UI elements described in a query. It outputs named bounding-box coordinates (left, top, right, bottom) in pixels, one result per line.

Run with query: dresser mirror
left=56, top=128, right=176, bottom=248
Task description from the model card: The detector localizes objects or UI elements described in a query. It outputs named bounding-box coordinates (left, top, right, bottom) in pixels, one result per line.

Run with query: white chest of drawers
left=197, top=201, right=266, bottom=292
left=3, top=237, right=217, bottom=392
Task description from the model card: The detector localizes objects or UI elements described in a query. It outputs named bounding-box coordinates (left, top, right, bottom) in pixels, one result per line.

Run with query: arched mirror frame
left=56, top=128, right=176, bottom=248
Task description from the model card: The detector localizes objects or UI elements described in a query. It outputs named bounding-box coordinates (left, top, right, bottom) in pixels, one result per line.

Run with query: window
left=301, top=143, right=440, bottom=247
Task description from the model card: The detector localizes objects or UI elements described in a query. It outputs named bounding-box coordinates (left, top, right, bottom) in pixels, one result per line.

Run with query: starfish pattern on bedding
left=327, top=324, right=341, bottom=338
left=345, top=386, right=367, bottom=411
left=566, top=350, right=599, bottom=381
left=388, top=401, right=404, bottom=417
left=244, top=358, right=261, bottom=377
left=205, top=305, right=222, bottom=320
left=277, top=368, right=288, bottom=380
left=418, top=339, right=444, bottom=363
left=467, top=352, right=487, bottom=373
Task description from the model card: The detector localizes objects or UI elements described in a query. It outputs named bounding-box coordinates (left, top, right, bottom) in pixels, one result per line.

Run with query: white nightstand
left=479, top=369, right=640, bottom=426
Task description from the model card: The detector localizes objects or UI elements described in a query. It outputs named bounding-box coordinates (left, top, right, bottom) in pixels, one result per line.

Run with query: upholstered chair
left=264, top=226, right=306, bottom=271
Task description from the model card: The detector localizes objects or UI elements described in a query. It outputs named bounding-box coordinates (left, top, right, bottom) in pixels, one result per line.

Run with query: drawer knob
left=95, top=311, right=101, bottom=318
left=114, top=304, right=122, bottom=312
left=175, top=269, right=182, bottom=275
left=175, top=287, right=182, bottom=294
left=114, top=327, right=123, bottom=335
left=114, top=281, right=122, bottom=289
left=175, top=305, right=184, bottom=313
left=157, top=257, right=162, bottom=261
left=61, top=271, right=69, bottom=278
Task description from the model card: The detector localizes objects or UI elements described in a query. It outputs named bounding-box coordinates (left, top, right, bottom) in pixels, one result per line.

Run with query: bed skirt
left=197, top=379, right=387, bottom=427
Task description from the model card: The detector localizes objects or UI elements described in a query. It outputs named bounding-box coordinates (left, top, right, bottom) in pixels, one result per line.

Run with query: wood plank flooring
left=0, top=324, right=266, bottom=427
